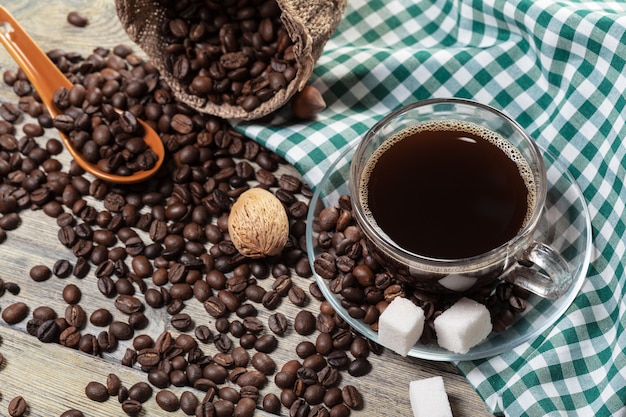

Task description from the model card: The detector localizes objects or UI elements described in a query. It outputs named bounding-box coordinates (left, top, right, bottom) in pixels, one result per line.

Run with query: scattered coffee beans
left=0, top=30, right=386, bottom=417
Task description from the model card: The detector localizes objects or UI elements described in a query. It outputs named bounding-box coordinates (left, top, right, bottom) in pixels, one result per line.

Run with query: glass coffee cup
left=349, top=98, right=572, bottom=299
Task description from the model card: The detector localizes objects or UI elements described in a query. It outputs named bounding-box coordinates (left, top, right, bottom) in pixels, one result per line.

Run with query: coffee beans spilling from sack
left=115, top=0, right=347, bottom=120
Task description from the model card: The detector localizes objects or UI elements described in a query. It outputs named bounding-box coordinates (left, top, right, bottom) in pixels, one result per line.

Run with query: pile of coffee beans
left=52, top=83, right=158, bottom=176
left=313, top=194, right=531, bottom=346
left=0, top=41, right=374, bottom=416
left=157, top=0, right=297, bottom=112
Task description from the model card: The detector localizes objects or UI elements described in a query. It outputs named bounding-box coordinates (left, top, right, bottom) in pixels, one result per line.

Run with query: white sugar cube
left=378, top=296, right=424, bottom=356
left=434, top=297, right=492, bottom=354
left=409, top=376, right=453, bottom=417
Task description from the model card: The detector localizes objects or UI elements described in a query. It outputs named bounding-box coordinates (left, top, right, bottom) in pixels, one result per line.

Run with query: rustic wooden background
left=0, top=1, right=495, bottom=416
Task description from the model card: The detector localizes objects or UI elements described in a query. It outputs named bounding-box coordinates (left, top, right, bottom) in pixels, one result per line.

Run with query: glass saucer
left=306, top=144, right=592, bottom=361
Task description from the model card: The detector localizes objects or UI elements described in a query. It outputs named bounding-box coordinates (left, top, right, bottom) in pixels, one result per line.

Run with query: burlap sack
left=115, top=0, right=347, bottom=120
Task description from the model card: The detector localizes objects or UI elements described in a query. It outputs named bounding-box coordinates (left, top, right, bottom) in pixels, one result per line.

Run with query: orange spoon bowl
left=0, top=6, right=165, bottom=184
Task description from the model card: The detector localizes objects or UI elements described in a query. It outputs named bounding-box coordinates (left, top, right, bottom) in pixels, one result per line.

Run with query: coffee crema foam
left=359, top=119, right=537, bottom=237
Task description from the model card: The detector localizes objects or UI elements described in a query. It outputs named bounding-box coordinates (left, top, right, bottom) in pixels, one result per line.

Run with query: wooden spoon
left=0, top=6, right=165, bottom=184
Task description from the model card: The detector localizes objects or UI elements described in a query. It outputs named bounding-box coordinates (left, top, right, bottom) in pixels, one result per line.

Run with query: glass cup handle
left=500, top=241, right=572, bottom=299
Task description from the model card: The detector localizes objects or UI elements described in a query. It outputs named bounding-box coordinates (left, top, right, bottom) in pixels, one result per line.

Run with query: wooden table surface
left=0, top=1, right=495, bottom=416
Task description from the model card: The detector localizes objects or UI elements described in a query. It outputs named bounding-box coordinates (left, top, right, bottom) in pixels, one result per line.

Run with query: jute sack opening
left=115, top=0, right=347, bottom=120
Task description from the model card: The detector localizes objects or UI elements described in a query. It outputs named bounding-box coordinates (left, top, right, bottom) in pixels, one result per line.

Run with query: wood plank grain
left=0, top=1, right=496, bottom=416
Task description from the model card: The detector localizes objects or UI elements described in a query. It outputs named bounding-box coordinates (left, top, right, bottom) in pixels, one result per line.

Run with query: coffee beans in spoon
left=52, top=85, right=158, bottom=176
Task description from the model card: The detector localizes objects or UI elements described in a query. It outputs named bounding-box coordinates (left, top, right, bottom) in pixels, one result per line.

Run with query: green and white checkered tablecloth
left=234, top=0, right=626, bottom=415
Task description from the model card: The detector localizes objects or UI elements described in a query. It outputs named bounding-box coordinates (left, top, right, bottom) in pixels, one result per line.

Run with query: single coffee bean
left=128, top=381, right=153, bottom=403
left=62, top=283, right=82, bottom=304
left=60, top=409, right=85, bottom=417
left=90, top=308, right=113, bottom=327
left=288, top=285, right=307, bottom=306
left=341, top=385, right=363, bottom=410
left=254, top=334, right=278, bottom=353
left=179, top=390, right=199, bottom=415
left=59, top=326, right=81, bottom=347
left=2, top=301, right=29, bottom=324
left=155, top=389, right=179, bottom=412
left=251, top=351, right=276, bottom=375
left=194, top=324, right=213, bottom=343
left=294, top=310, right=316, bottom=335
left=171, top=313, right=192, bottom=331
left=268, top=312, right=288, bottom=335
left=121, top=399, right=142, bottom=416
left=29, top=264, right=51, bottom=282
left=263, top=392, right=281, bottom=414
left=8, top=396, right=26, bottom=417
left=115, top=294, right=144, bottom=314
left=32, top=306, right=57, bottom=322
left=67, top=11, right=89, bottom=27
left=347, top=357, right=372, bottom=377
left=109, top=321, right=134, bottom=340
left=85, top=381, right=109, bottom=402
left=106, top=373, right=122, bottom=396
left=329, top=403, right=351, bottom=417
left=53, top=259, right=73, bottom=278
left=65, top=304, right=87, bottom=328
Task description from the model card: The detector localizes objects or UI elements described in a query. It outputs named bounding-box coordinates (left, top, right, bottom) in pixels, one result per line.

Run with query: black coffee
left=361, top=120, right=535, bottom=259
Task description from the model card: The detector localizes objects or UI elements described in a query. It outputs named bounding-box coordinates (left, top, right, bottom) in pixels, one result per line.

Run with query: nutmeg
left=228, top=188, right=289, bottom=258
left=291, top=85, right=326, bottom=120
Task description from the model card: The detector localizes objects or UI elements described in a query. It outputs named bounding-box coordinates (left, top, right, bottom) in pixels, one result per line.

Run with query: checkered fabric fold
left=234, top=0, right=626, bottom=415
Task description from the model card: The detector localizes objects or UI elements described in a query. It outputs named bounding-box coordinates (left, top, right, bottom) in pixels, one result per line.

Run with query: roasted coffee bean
left=85, top=381, right=109, bottom=402
left=5, top=281, right=20, bottom=295
left=53, top=259, right=73, bottom=278
left=263, top=392, right=281, bottom=414
left=2, top=301, right=29, bottom=324
left=329, top=403, right=351, bottom=417
left=110, top=321, right=134, bottom=340
left=327, top=350, right=349, bottom=369
left=37, top=318, right=61, bottom=343
left=274, top=370, right=297, bottom=390
left=32, top=306, right=57, bottom=322
left=148, top=369, right=170, bottom=389
left=194, top=324, right=213, bottom=343
left=72, top=257, right=90, bottom=278
left=60, top=409, right=84, bottom=417
left=121, top=399, right=142, bottom=416
left=268, top=312, right=288, bottom=335
left=179, top=390, right=199, bottom=415
left=347, top=357, right=372, bottom=377
left=254, top=334, right=278, bottom=353
left=128, top=382, right=153, bottom=403
left=67, top=11, right=89, bottom=27
left=155, top=389, right=179, bottom=412
left=62, top=283, right=81, bottom=304
left=294, top=310, right=316, bottom=335
left=341, top=385, right=363, bottom=410
left=296, top=341, right=317, bottom=360
left=106, top=373, right=122, bottom=396
left=59, top=326, right=81, bottom=347
left=171, top=313, right=192, bottom=331
left=251, top=351, right=276, bottom=375
left=65, top=304, right=87, bottom=328
left=29, top=264, right=51, bottom=282
left=288, top=285, right=307, bottom=306
left=8, top=396, right=26, bottom=417
left=115, top=295, right=144, bottom=314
